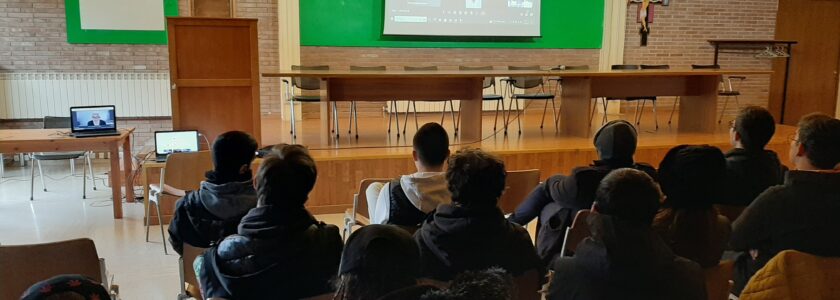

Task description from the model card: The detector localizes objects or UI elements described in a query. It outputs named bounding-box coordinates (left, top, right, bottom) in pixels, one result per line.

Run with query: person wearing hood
left=168, top=130, right=259, bottom=255
left=730, top=113, right=840, bottom=295
left=199, top=144, right=343, bottom=300
left=719, top=106, right=787, bottom=219
left=508, top=120, right=657, bottom=263
left=547, top=168, right=706, bottom=300
left=652, top=145, right=731, bottom=268
left=367, top=122, right=452, bottom=227
left=334, top=224, right=435, bottom=300
left=415, top=148, right=543, bottom=284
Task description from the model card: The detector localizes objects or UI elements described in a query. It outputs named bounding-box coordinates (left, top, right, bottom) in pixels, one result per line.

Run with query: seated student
left=547, top=168, right=706, bottom=300
left=730, top=113, right=840, bottom=295
left=508, top=120, right=657, bottom=262
left=334, top=224, right=433, bottom=300
left=420, top=268, right=515, bottom=300
left=653, top=145, right=731, bottom=268
left=168, top=131, right=259, bottom=255
left=21, top=274, right=111, bottom=300
left=367, top=123, right=451, bottom=226
left=720, top=106, right=787, bottom=211
left=415, top=148, right=542, bottom=282
left=199, top=145, right=343, bottom=300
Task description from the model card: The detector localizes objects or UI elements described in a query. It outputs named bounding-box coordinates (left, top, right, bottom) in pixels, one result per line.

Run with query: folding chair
left=343, top=178, right=391, bottom=240
left=0, top=238, right=114, bottom=300
left=559, top=209, right=593, bottom=257
left=499, top=169, right=541, bottom=215
left=704, top=260, right=734, bottom=300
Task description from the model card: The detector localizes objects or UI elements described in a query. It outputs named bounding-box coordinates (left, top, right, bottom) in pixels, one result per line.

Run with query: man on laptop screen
left=70, top=106, right=119, bottom=137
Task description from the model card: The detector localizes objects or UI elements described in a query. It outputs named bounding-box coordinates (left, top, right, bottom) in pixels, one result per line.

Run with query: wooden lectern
left=167, top=17, right=261, bottom=143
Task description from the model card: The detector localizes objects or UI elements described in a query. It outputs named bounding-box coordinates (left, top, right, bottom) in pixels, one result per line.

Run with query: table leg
left=560, top=77, right=594, bottom=137
left=459, top=78, right=485, bottom=142
left=320, top=79, right=331, bottom=145
left=122, top=134, right=134, bottom=202
left=109, top=144, right=123, bottom=219
left=678, top=75, right=719, bottom=133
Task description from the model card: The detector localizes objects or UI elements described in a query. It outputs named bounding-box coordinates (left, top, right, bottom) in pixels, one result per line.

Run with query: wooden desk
left=263, top=69, right=771, bottom=138
left=0, top=128, right=135, bottom=219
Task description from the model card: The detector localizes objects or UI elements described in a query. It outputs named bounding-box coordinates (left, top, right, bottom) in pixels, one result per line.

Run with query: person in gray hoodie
left=366, top=122, right=452, bottom=227
left=167, top=130, right=259, bottom=255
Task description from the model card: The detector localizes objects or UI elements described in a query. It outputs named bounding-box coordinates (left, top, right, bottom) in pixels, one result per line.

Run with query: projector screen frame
left=381, top=0, right=543, bottom=38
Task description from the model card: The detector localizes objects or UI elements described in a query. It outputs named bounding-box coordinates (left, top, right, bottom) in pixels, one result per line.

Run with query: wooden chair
left=178, top=244, right=208, bottom=300
left=559, top=209, right=593, bottom=257
left=0, top=238, right=110, bottom=300
left=499, top=169, right=541, bottom=215
left=704, top=260, right=735, bottom=300
left=343, top=178, right=392, bottom=240
left=146, top=151, right=213, bottom=254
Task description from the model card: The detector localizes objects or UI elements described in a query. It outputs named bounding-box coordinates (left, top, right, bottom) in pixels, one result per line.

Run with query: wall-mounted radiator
left=0, top=73, right=171, bottom=119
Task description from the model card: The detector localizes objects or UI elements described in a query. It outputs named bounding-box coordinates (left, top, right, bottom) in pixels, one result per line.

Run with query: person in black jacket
left=415, top=148, right=543, bottom=282
left=730, top=113, right=840, bottom=295
left=719, top=106, right=787, bottom=215
left=508, top=120, right=657, bottom=263
left=168, top=131, right=259, bottom=255
left=199, top=145, right=343, bottom=300
left=548, top=168, right=706, bottom=300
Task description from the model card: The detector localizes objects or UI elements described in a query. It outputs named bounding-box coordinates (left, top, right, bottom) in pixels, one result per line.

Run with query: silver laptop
left=70, top=105, right=120, bottom=138
left=154, top=130, right=200, bottom=162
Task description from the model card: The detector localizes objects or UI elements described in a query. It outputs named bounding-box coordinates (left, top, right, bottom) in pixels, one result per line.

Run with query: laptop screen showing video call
left=155, top=131, right=200, bottom=155
left=71, top=106, right=116, bottom=132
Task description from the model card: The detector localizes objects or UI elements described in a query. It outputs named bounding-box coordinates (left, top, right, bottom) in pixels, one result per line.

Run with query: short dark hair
left=336, top=225, right=420, bottom=300
left=734, top=106, right=776, bottom=150
left=446, top=148, right=506, bottom=207
left=797, top=113, right=840, bottom=170
left=255, top=144, right=317, bottom=207
left=414, top=123, right=450, bottom=166
left=421, top=268, right=514, bottom=300
left=657, top=145, right=726, bottom=210
left=594, top=168, right=662, bottom=226
left=212, top=131, right=258, bottom=173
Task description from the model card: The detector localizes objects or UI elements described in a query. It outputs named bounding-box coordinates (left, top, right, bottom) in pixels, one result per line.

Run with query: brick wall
left=0, top=0, right=280, bottom=112
left=623, top=0, right=778, bottom=118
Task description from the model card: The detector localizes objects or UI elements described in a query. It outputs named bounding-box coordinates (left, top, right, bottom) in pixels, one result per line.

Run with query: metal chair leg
left=86, top=153, right=96, bottom=190
left=82, top=156, right=87, bottom=200
left=394, top=101, right=402, bottom=138
left=37, top=159, right=46, bottom=192
left=634, top=101, right=643, bottom=126
left=402, top=101, right=411, bottom=135
left=333, top=102, right=340, bottom=139
left=30, top=158, right=35, bottom=201
left=718, top=96, right=730, bottom=124
left=448, top=100, right=457, bottom=133
left=550, top=98, right=559, bottom=131
left=493, top=99, right=501, bottom=131
left=413, top=101, right=419, bottom=131
left=652, top=100, right=659, bottom=131
left=70, top=159, right=75, bottom=175
left=668, top=97, right=680, bottom=125
left=540, top=99, right=549, bottom=129
left=602, top=100, right=609, bottom=125
left=290, top=100, right=297, bottom=139
left=155, top=200, right=169, bottom=255
left=0, top=153, right=4, bottom=179
left=353, top=102, right=360, bottom=139
left=348, top=102, right=354, bottom=134
left=145, top=197, right=153, bottom=242
left=387, top=101, right=393, bottom=134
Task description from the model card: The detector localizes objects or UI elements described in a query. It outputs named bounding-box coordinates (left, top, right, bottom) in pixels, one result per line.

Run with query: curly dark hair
left=420, top=268, right=515, bottom=300
left=255, top=144, right=317, bottom=207
left=445, top=148, right=507, bottom=207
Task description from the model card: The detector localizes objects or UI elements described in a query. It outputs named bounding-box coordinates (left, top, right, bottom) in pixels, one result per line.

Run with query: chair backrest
left=562, top=209, right=593, bottom=256
left=182, top=244, right=207, bottom=294
left=611, top=64, right=640, bottom=70
left=163, top=151, right=213, bottom=192
left=513, top=269, right=542, bottom=300
left=499, top=169, right=541, bottom=214
left=291, top=65, right=329, bottom=90
left=640, top=64, right=671, bottom=70
left=0, top=238, right=103, bottom=300
left=43, top=116, right=71, bottom=129
left=350, top=65, right=387, bottom=71
left=507, top=65, right=543, bottom=89
left=704, top=260, right=734, bottom=300
left=459, top=66, right=495, bottom=89
left=555, top=65, right=590, bottom=71
left=404, top=66, right=438, bottom=71
left=354, top=178, right=392, bottom=223
left=692, top=64, right=721, bottom=70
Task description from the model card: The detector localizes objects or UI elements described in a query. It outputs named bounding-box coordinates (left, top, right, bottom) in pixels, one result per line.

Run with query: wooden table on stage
left=0, top=128, right=135, bottom=219
left=263, top=69, right=771, bottom=139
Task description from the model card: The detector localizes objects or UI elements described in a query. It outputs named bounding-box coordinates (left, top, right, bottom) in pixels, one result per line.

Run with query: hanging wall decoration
left=628, top=0, right=670, bottom=47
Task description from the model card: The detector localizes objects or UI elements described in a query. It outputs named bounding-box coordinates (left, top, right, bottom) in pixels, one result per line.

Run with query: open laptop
left=154, top=130, right=200, bottom=162
left=70, top=105, right=120, bottom=138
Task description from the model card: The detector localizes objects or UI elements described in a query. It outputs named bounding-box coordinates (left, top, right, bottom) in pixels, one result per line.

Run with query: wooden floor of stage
left=258, top=107, right=795, bottom=213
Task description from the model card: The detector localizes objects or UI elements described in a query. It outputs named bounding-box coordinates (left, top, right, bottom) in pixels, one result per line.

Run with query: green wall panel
left=300, top=0, right=604, bottom=49
left=65, top=0, right=179, bottom=45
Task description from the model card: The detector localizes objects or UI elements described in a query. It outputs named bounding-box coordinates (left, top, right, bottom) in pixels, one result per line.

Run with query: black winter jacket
left=720, top=148, right=787, bottom=207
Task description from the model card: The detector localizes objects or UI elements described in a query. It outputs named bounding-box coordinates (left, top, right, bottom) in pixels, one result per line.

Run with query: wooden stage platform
left=259, top=108, right=795, bottom=214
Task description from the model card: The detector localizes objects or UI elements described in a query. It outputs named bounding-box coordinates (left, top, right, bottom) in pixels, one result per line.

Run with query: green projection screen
left=300, top=0, right=604, bottom=49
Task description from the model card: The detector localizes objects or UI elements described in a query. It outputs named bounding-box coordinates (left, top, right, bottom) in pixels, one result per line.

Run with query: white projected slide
left=384, top=0, right=541, bottom=37
left=79, top=0, right=165, bottom=31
